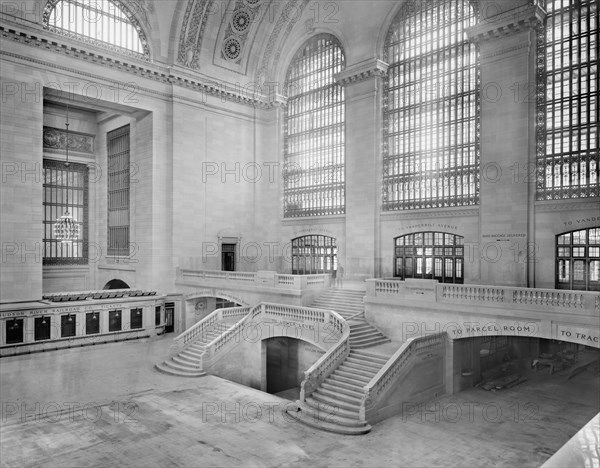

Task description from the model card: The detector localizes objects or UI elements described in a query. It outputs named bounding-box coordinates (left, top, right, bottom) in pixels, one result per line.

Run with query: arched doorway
left=103, top=279, right=130, bottom=289
left=394, top=232, right=464, bottom=283
left=263, top=337, right=306, bottom=399
left=291, top=235, right=337, bottom=275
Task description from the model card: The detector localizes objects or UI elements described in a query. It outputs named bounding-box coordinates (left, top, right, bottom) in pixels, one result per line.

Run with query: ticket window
left=6, top=319, right=24, bottom=344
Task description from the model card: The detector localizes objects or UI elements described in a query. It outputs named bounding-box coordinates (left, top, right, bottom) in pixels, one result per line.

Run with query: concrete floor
left=1, top=335, right=598, bottom=467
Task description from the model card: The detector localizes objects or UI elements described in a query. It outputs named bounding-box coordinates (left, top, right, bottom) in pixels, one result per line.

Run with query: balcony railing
left=367, top=279, right=600, bottom=313
left=177, top=268, right=330, bottom=290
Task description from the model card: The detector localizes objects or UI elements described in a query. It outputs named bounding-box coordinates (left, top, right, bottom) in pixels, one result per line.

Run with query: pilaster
left=467, top=3, right=545, bottom=286
left=335, top=59, right=388, bottom=281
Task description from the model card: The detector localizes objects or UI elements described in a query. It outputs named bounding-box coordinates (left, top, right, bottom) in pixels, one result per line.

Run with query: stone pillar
left=0, top=70, right=43, bottom=302
left=336, top=59, right=388, bottom=281
left=467, top=3, right=544, bottom=286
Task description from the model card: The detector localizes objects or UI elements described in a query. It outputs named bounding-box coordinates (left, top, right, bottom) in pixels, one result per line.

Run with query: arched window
left=283, top=34, right=345, bottom=218
left=291, top=235, right=337, bottom=275
left=556, top=227, right=600, bottom=291
left=383, top=0, right=479, bottom=210
left=537, top=0, right=598, bottom=199
left=43, top=0, right=149, bottom=57
left=394, top=232, right=464, bottom=283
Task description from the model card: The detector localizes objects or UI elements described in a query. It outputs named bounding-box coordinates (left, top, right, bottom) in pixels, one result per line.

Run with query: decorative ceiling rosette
left=220, top=0, right=264, bottom=64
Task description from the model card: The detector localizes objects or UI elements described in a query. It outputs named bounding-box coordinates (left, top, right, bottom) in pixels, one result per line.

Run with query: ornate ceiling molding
left=177, top=0, right=214, bottom=69
left=466, top=3, right=545, bottom=43
left=0, top=24, right=271, bottom=108
left=256, top=0, right=308, bottom=86
left=335, top=58, right=388, bottom=86
left=219, top=0, right=265, bottom=66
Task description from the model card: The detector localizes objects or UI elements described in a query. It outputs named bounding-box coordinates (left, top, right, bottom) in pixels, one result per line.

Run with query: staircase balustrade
left=172, top=306, right=251, bottom=353
left=359, top=332, right=446, bottom=421
left=299, top=316, right=350, bottom=402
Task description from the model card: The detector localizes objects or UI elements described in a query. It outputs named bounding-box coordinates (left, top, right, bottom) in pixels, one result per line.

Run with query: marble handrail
left=359, top=332, right=446, bottom=420
left=172, top=306, right=251, bottom=350
left=299, top=311, right=350, bottom=402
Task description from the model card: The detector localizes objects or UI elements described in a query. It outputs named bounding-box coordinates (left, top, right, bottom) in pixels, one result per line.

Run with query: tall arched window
left=556, top=227, right=599, bottom=291
left=383, top=0, right=479, bottom=210
left=291, top=236, right=337, bottom=275
left=537, top=0, right=598, bottom=199
left=394, top=232, right=464, bottom=283
left=43, top=0, right=149, bottom=57
left=283, top=34, right=345, bottom=218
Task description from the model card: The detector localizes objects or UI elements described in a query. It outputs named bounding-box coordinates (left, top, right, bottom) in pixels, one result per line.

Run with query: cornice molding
left=535, top=198, right=600, bottom=213
left=466, top=3, right=545, bottom=43
left=381, top=207, right=480, bottom=221
left=335, top=59, right=389, bottom=86
left=0, top=21, right=273, bottom=109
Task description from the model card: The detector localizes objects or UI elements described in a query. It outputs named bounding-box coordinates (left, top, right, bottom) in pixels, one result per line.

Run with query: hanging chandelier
left=53, top=104, right=79, bottom=242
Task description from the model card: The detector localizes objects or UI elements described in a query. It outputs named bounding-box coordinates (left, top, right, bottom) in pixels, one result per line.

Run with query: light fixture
left=53, top=103, right=79, bottom=243
left=41, top=316, right=47, bottom=325
left=92, top=312, right=97, bottom=320
left=67, top=314, right=73, bottom=322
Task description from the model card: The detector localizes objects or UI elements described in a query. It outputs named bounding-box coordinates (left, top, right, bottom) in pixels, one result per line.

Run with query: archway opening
left=103, top=279, right=130, bottom=289
left=264, top=337, right=305, bottom=400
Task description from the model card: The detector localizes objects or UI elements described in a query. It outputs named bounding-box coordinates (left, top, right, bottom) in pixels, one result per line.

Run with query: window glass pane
left=383, top=0, right=479, bottom=210
left=395, top=232, right=464, bottom=283
left=45, top=0, right=147, bottom=56
left=34, top=317, right=51, bottom=341
left=538, top=1, right=599, bottom=199
left=61, top=314, right=76, bottom=337
left=109, top=310, right=122, bottom=332
left=283, top=35, right=345, bottom=217
left=573, top=260, right=585, bottom=281
left=558, top=259, right=570, bottom=282
left=86, top=312, right=100, bottom=335
left=590, top=260, right=600, bottom=282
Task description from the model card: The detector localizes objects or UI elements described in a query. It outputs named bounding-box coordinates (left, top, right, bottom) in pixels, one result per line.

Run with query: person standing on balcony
left=337, top=263, right=344, bottom=288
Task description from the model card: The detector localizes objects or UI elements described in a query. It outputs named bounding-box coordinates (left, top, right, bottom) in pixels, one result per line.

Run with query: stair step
left=349, top=352, right=388, bottom=365
left=346, top=354, right=387, bottom=368
left=351, top=339, right=392, bottom=349
left=333, top=369, right=372, bottom=384
left=350, top=329, right=382, bottom=338
left=321, top=382, right=365, bottom=399
left=311, top=392, right=361, bottom=412
left=180, top=349, right=204, bottom=359
left=337, top=364, right=376, bottom=380
left=292, top=402, right=365, bottom=427
left=163, top=359, right=203, bottom=374
left=329, top=373, right=368, bottom=389
left=172, top=355, right=201, bottom=367
left=341, top=360, right=381, bottom=374
left=305, top=397, right=362, bottom=419
left=155, top=362, right=206, bottom=377
left=350, top=336, right=390, bottom=346
left=286, top=404, right=371, bottom=435
left=315, top=387, right=363, bottom=405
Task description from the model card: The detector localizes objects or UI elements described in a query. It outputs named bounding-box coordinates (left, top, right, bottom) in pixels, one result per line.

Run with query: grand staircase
left=287, top=288, right=395, bottom=434
left=155, top=322, right=233, bottom=377
left=291, top=349, right=389, bottom=434
left=311, top=289, right=390, bottom=348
